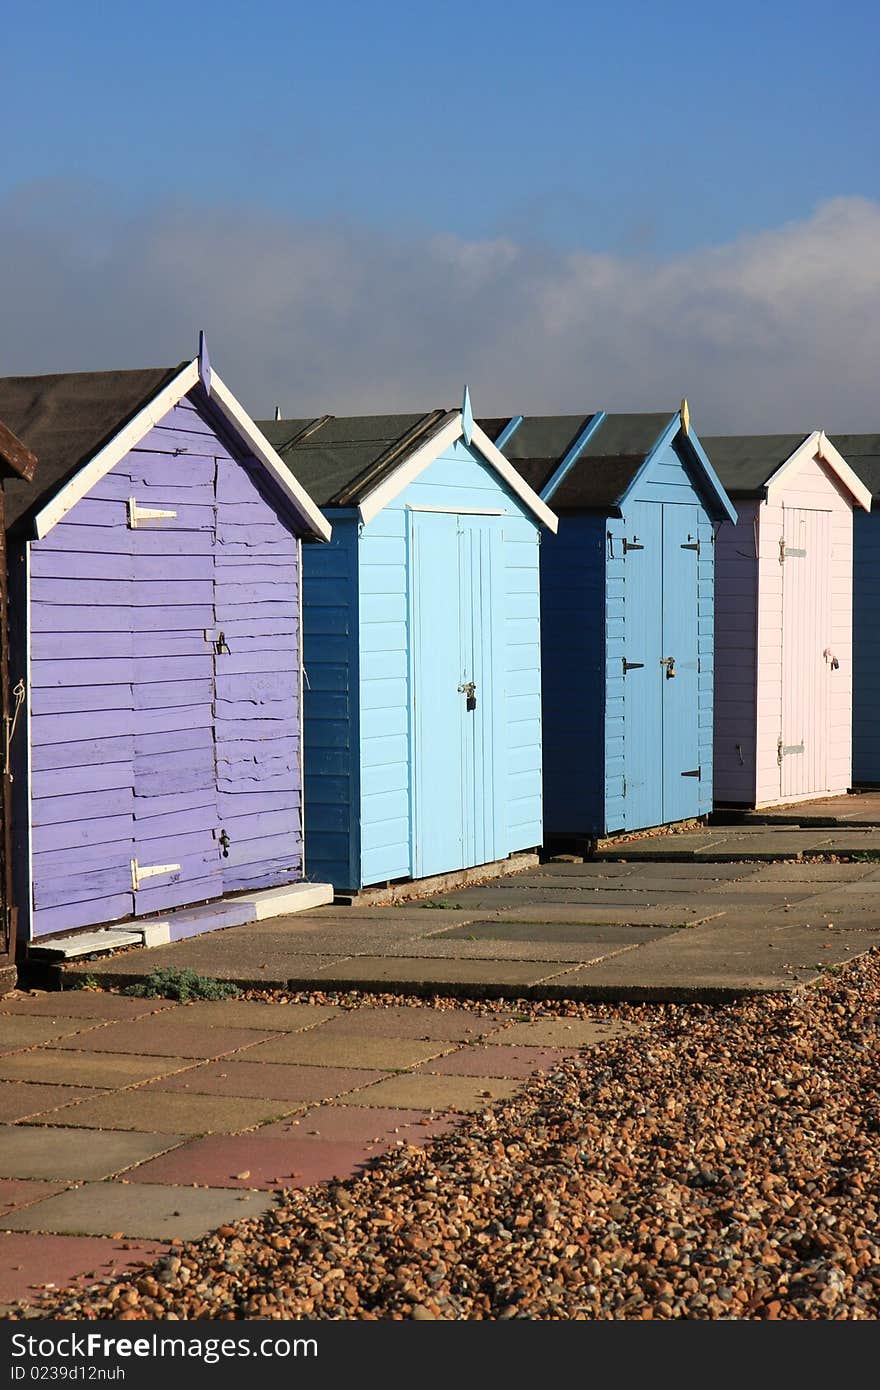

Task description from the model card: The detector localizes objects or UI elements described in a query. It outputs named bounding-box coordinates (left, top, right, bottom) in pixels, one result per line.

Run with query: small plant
left=851, top=851, right=880, bottom=862
left=421, top=900, right=465, bottom=910
left=73, top=974, right=101, bottom=991
left=123, top=966, right=239, bottom=1002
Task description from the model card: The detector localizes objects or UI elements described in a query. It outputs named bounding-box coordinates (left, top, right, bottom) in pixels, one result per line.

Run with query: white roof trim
left=765, top=430, right=872, bottom=511
left=356, top=413, right=559, bottom=532
left=33, top=360, right=332, bottom=541
left=208, top=375, right=331, bottom=540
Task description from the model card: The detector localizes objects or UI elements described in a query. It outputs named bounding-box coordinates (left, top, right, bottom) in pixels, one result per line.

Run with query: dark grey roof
left=0, top=367, right=181, bottom=527
left=826, top=434, right=880, bottom=499
left=257, top=411, right=453, bottom=507
left=481, top=412, right=672, bottom=509
left=700, top=434, right=810, bottom=496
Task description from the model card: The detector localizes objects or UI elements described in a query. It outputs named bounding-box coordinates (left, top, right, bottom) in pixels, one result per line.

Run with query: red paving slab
left=0, top=1179, right=68, bottom=1219
left=142, top=1061, right=388, bottom=1102
left=416, top=1044, right=579, bottom=1079
left=0, top=1082, right=100, bottom=1122
left=43, top=1021, right=276, bottom=1059
left=0, top=1233, right=169, bottom=1307
left=0, top=994, right=174, bottom=1020
left=125, top=1134, right=388, bottom=1190
left=262, top=1104, right=459, bottom=1147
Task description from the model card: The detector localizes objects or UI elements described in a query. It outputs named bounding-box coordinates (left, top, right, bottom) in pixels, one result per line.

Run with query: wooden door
left=621, top=502, right=664, bottom=829
left=780, top=508, right=831, bottom=799
left=660, top=504, right=702, bottom=822
left=410, top=511, right=499, bottom=878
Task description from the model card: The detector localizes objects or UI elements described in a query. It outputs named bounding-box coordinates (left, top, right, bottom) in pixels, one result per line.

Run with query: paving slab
left=239, top=1032, right=451, bottom=1070
left=437, top=920, right=678, bottom=945
left=495, top=1017, right=639, bottom=1048
left=0, top=993, right=173, bottom=1019
left=62, top=950, right=353, bottom=989
left=3, top=1181, right=277, bottom=1241
left=0, top=1126, right=185, bottom=1181
left=488, top=903, right=721, bottom=927
left=314, top=1008, right=509, bottom=1042
left=0, top=1234, right=168, bottom=1307
left=712, top=792, right=880, bottom=825
left=0, top=1082, right=100, bottom=1122
left=595, top=834, right=726, bottom=861
left=164, top=1000, right=341, bottom=1030
left=343, top=1072, right=521, bottom=1112
left=749, top=862, right=879, bottom=883
left=0, top=1049, right=196, bottom=1089
left=375, top=937, right=645, bottom=963
left=35, top=1091, right=292, bottom=1135
left=263, top=1104, right=456, bottom=1146
left=0, top=1180, right=68, bottom=1218
left=0, top=1016, right=105, bottom=1053
left=144, top=1060, right=387, bottom=1102
left=125, top=1134, right=390, bottom=1190
left=417, top=1044, right=577, bottom=1079
left=42, top=1019, right=277, bottom=1059
left=302, top=958, right=571, bottom=994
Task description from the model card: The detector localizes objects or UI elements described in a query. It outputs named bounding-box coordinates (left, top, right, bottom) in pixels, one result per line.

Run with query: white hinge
left=779, top=538, right=806, bottom=564
left=131, top=858, right=181, bottom=891
left=128, top=498, right=178, bottom=529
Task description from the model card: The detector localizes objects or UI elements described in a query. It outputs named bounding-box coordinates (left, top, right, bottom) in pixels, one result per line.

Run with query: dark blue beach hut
left=0, top=347, right=331, bottom=950
left=483, top=406, right=737, bottom=842
left=835, top=435, right=880, bottom=786
left=260, top=399, right=557, bottom=892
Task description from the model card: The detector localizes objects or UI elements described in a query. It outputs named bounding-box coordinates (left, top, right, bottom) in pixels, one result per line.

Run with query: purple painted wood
left=28, top=387, right=308, bottom=937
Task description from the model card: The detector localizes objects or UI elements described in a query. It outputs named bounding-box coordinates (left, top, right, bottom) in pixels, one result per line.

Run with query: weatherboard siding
left=853, top=509, right=880, bottom=783
left=712, top=504, right=759, bottom=803
left=27, top=391, right=306, bottom=938
left=301, top=515, right=360, bottom=890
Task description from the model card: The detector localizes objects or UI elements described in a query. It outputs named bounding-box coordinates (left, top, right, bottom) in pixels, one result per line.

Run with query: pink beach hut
left=705, top=431, right=871, bottom=808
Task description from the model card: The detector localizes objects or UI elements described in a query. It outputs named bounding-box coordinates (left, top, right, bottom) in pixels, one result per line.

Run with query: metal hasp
left=661, top=656, right=677, bottom=678
left=458, top=679, right=477, bottom=711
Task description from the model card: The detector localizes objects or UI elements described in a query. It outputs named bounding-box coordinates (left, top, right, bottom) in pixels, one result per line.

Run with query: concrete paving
left=711, top=791, right=880, bottom=826
left=0, top=993, right=627, bottom=1308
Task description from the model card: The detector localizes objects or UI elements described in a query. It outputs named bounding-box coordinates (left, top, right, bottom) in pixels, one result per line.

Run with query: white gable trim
left=33, top=360, right=332, bottom=541
left=356, top=413, right=559, bottom=532
left=765, top=430, right=872, bottom=511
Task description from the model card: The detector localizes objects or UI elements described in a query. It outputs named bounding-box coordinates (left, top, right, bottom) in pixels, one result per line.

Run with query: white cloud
left=1, top=184, right=878, bottom=432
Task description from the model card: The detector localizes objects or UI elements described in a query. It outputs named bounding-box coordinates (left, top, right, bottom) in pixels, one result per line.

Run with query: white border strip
left=765, top=429, right=872, bottom=511
left=32, top=360, right=332, bottom=542
left=356, top=414, right=559, bottom=532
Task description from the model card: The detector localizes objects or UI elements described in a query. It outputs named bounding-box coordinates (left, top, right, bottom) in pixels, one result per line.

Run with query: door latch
left=458, top=680, right=477, bottom=711
left=215, top=631, right=230, bottom=655
left=218, top=828, right=231, bottom=858
left=661, top=656, right=676, bottom=678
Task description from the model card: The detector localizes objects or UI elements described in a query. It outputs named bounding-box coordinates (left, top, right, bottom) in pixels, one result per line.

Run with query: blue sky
left=3, top=1, right=879, bottom=426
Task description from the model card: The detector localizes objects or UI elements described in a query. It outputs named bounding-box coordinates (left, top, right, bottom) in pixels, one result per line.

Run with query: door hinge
left=128, top=499, right=178, bottom=529
left=779, top=538, right=806, bottom=563
left=622, top=659, right=644, bottom=674
left=681, top=539, right=700, bottom=554
left=681, top=768, right=701, bottom=779
left=622, top=537, right=644, bottom=554
left=131, top=858, right=181, bottom=890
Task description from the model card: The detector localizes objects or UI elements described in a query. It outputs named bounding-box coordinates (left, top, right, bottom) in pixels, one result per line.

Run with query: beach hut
left=481, top=407, right=737, bottom=842
left=259, top=399, right=557, bottom=892
left=823, top=435, right=880, bottom=786
left=0, top=418, right=38, bottom=989
left=705, top=432, right=870, bottom=807
left=0, top=342, right=332, bottom=951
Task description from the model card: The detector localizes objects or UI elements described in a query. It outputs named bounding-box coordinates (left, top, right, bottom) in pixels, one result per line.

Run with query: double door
left=409, top=511, right=502, bottom=879
left=621, top=501, right=702, bottom=829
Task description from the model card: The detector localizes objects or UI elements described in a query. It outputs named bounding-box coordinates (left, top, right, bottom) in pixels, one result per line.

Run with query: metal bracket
left=128, top=499, right=178, bottom=529
left=622, top=537, right=644, bottom=554
left=622, top=659, right=644, bottom=674
left=131, top=859, right=181, bottom=890
left=681, top=539, right=700, bottom=555
left=681, top=768, right=701, bottom=779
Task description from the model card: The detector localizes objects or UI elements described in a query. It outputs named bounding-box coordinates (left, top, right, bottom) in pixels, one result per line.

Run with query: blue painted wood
left=660, top=504, right=702, bottom=821
left=494, top=416, right=523, bottom=450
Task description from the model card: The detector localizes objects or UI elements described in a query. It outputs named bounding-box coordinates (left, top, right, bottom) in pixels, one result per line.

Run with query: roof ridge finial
left=680, top=396, right=690, bottom=436
left=461, top=384, right=474, bottom=446
left=198, top=330, right=212, bottom=397
left=274, top=405, right=282, bottom=422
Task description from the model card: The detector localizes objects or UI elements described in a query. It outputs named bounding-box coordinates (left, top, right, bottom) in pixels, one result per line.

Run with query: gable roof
left=483, top=410, right=737, bottom=522
left=0, top=417, right=38, bottom=484
left=0, top=361, right=331, bottom=540
left=703, top=431, right=872, bottom=510
left=258, top=410, right=558, bottom=531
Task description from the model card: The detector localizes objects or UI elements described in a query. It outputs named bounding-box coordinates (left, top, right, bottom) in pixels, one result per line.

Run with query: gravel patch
left=8, top=954, right=880, bottom=1320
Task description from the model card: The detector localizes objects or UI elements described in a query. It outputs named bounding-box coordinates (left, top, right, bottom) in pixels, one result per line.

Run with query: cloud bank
left=1, top=184, right=878, bottom=432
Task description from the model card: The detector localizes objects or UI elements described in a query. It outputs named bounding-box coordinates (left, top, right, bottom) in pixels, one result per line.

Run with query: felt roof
left=825, top=435, right=880, bottom=499
left=257, top=411, right=453, bottom=507
left=0, top=367, right=180, bottom=527
left=700, top=434, right=811, bottom=497
left=481, top=412, right=673, bottom=509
